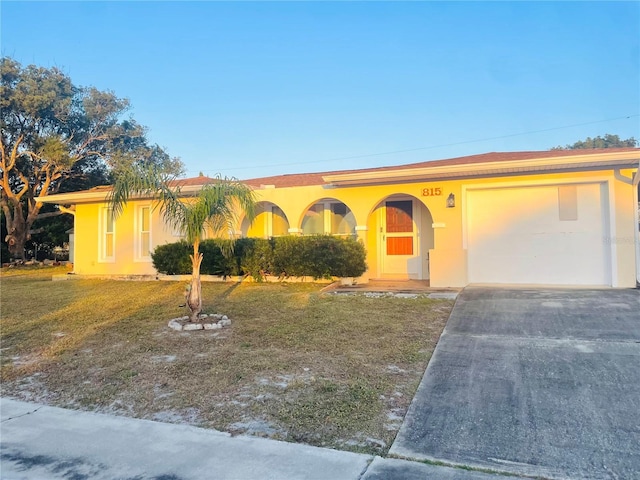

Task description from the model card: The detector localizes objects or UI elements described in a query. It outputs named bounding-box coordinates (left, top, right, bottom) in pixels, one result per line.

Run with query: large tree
left=552, top=134, right=638, bottom=150
left=109, top=167, right=256, bottom=322
left=0, top=57, right=183, bottom=260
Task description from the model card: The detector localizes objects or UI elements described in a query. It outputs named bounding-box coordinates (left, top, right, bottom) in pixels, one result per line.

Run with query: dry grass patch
left=1, top=271, right=452, bottom=455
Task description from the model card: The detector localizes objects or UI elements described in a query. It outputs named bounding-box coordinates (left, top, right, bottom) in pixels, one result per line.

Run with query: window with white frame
left=99, top=207, right=116, bottom=262
left=136, top=205, right=152, bottom=261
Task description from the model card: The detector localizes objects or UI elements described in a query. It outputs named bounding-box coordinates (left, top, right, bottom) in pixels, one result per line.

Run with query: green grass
left=0, top=267, right=452, bottom=455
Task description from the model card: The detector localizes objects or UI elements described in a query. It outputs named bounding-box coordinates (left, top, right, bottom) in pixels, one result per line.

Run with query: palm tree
left=108, top=167, right=256, bottom=322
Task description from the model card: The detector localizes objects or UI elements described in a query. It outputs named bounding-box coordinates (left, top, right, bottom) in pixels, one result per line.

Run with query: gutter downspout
left=633, top=163, right=640, bottom=286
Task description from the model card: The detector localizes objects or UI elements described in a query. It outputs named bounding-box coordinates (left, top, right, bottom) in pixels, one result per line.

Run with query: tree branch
left=7, top=134, right=24, bottom=172
left=35, top=210, right=66, bottom=220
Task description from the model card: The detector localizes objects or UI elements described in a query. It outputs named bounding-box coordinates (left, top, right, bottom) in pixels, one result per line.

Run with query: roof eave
left=323, top=152, right=640, bottom=186
left=37, top=183, right=214, bottom=205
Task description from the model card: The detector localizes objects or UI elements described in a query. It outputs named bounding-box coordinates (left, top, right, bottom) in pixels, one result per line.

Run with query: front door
left=380, top=200, right=421, bottom=278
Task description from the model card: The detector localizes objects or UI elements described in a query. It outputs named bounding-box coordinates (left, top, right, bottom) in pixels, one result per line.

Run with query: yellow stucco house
left=41, top=148, right=640, bottom=288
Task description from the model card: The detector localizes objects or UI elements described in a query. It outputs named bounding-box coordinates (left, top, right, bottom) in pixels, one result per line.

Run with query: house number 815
left=422, top=187, right=442, bottom=196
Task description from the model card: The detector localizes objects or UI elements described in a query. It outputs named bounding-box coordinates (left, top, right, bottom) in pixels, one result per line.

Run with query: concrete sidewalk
left=0, top=398, right=372, bottom=480
left=1, top=398, right=526, bottom=480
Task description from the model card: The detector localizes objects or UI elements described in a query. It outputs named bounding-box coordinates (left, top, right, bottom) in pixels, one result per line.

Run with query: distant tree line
left=551, top=134, right=638, bottom=150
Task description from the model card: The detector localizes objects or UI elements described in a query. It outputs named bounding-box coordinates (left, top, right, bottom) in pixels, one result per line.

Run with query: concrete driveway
left=389, top=287, right=640, bottom=480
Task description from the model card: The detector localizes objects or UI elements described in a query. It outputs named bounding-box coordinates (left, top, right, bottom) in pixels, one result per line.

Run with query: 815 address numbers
left=422, top=187, right=442, bottom=196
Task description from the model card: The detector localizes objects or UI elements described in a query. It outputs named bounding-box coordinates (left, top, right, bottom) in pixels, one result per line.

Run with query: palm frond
left=107, top=164, right=181, bottom=221
left=107, top=170, right=256, bottom=246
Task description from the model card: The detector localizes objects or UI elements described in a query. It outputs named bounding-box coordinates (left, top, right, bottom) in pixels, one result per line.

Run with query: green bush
left=151, top=241, right=192, bottom=275
left=200, top=240, right=232, bottom=276
left=151, top=235, right=367, bottom=279
left=234, top=237, right=274, bottom=280
left=329, top=236, right=368, bottom=278
left=152, top=240, right=233, bottom=276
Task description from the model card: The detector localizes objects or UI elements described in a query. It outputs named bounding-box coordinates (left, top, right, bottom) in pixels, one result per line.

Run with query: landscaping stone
left=183, top=323, right=203, bottom=331
left=168, top=314, right=232, bottom=332
left=168, top=319, right=183, bottom=331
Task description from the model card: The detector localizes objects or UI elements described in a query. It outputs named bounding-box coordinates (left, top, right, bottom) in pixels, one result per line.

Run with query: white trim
left=98, top=207, right=116, bottom=263
left=134, top=204, right=152, bottom=263
left=323, top=151, right=640, bottom=185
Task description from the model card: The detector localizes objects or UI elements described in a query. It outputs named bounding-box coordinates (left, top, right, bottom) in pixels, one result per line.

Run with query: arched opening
left=241, top=202, right=290, bottom=238
left=300, top=199, right=356, bottom=237
left=367, top=194, right=434, bottom=280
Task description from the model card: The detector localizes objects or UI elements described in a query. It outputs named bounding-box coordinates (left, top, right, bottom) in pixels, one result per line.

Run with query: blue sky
left=2, top=1, right=639, bottom=180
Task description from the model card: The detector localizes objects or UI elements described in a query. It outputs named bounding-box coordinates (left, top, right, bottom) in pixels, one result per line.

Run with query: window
left=331, top=203, right=356, bottom=236
left=301, top=203, right=325, bottom=235
left=386, top=200, right=413, bottom=232
left=301, top=201, right=356, bottom=236
left=136, top=205, right=152, bottom=261
left=99, top=207, right=115, bottom=262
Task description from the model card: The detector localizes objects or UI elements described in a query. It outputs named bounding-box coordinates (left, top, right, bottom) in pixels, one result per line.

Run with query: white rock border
left=168, top=314, right=232, bottom=331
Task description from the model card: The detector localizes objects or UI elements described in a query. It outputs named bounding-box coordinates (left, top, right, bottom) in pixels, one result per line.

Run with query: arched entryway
left=367, top=195, right=434, bottom=280
left=241, top=202, right=290, bottom=238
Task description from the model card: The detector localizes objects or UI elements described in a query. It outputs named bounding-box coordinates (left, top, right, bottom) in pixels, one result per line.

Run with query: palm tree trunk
left=187, top=239, right=203, bottom=322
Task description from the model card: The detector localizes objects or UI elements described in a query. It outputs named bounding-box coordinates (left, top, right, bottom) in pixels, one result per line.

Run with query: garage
left=466, top=182, right=610, bottom=286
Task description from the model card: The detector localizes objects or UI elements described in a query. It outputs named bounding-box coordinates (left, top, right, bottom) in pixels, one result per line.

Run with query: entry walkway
left=323, top=279, right=460, bottom=299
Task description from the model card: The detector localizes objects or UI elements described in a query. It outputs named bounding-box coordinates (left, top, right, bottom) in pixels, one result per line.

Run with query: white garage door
left=466, top=183, right=610, bottom=286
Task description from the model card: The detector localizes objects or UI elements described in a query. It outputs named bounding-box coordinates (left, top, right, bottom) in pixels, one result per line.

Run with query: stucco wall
left=70, top=168, right=638, bottom=287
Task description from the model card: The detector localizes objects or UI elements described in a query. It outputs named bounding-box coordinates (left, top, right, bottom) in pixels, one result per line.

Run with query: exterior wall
left=248, top=169, right=637, bottom=287
left=74, top=200, right=178, bottom=276
left=69, top=167, right=638, bottom=287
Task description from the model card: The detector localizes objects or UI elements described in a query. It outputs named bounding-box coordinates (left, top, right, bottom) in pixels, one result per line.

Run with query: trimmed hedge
left=151, top=236, right=367, bottom=280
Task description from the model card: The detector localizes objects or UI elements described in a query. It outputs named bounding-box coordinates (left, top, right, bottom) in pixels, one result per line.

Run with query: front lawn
left=0, top=268, right=452, bottom=455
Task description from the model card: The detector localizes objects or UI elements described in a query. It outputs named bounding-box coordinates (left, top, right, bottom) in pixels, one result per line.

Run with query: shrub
left=234, top=237, right=273, bottom=281
left=152, top=240, right=234, bottom=276
left=151, top=241, right=192, bottom=275
left=200, top=239, right=233, bottom=276
left=330, top=237, right=368, bottom=278
left=151, top=235, right=367, bottom=279
left=262, top=235, right=367, bottom=279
